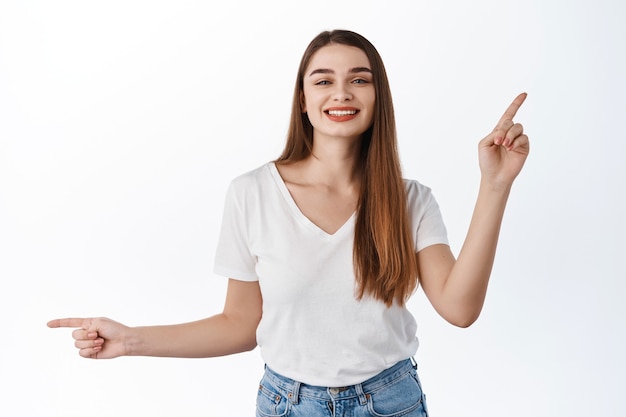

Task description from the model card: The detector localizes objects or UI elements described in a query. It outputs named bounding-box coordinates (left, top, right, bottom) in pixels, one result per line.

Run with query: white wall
left=1, top=1, right=624, bottom=416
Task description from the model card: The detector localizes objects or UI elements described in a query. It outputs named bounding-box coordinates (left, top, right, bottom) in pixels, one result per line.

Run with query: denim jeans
left=256, top=358, right=429, bottom=417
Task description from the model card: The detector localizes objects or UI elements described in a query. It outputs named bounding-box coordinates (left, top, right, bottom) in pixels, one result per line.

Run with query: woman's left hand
left=478, top=92, right=530, bottom=189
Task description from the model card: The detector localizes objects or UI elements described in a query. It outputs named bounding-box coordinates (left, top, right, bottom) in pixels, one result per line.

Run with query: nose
left=332, top=82, right=352, bottom=101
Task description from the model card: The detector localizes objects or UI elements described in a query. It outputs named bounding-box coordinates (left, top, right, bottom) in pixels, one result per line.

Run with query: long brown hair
left=276, top=30, right=418, bottom=306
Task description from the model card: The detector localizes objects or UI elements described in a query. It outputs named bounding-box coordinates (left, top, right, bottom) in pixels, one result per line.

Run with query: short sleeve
left=406, top=180, right=449, bottom=252
left=213, top=181, right=259, bottom=281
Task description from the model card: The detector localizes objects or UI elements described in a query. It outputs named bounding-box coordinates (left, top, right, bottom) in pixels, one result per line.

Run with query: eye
left=315, top=80, right=331, bottom=86
left=352, top=78, right=370, bottom=85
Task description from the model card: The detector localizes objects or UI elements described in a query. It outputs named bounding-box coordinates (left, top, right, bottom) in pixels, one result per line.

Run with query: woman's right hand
left=47, top=317, right=129, bottom=359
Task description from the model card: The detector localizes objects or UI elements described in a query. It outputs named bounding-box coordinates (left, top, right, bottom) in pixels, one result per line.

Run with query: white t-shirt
left=214, top=162, right=448, bottom=386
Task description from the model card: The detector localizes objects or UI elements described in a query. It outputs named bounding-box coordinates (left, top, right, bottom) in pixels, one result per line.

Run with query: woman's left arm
left=418, top=93, right=529, bottom=328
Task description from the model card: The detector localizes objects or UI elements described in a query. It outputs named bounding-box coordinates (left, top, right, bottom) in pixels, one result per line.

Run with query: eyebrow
left=308, top=67, right=372, bottom=77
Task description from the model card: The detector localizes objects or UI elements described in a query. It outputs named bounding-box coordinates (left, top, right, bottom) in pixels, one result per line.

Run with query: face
left=301, top=44, right=375, bottom=143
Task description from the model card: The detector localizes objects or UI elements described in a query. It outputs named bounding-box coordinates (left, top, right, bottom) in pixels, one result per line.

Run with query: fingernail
left=87, top=332, right=97, bottom=338
left=93, top=346, right=102, bottom=352
left=495, top=136, right=503, bottom=145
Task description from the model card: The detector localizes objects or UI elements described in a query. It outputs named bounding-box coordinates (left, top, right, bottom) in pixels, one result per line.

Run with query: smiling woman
left=48, top=29, right=529, bottom=417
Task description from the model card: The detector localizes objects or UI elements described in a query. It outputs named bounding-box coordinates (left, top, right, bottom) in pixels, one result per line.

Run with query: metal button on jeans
left=329, top=387, right=349, bottom=395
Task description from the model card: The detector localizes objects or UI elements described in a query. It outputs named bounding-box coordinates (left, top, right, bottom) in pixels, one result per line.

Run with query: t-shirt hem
left=416, top=237, right=449, bottom=252
left=213, top=266, right=258, bottom=282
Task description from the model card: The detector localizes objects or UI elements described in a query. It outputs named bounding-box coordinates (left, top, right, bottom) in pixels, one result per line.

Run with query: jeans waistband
left=262, top=358, right=417, bottom=404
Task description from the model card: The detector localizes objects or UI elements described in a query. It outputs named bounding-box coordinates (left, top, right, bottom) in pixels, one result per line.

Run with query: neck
left=305, top=133, right=362, bottom=187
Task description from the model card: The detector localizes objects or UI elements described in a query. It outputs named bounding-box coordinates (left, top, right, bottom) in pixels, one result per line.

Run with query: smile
left=326, top=109, right=358, bottom=116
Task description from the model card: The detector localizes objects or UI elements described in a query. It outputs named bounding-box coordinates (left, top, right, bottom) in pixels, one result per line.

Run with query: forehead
left=305, top=44, right=371, bottom=73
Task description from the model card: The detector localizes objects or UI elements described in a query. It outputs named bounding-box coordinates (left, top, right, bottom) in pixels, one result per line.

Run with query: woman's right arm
left=47, top=279, right=262, bottom=359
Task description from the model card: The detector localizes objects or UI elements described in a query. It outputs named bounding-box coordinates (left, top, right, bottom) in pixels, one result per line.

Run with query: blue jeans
left=256, top=359, right=429, bottom=417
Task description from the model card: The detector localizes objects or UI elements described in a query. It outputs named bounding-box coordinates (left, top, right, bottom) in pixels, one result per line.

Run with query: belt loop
left=355, top=383, right=367, bottom=406
left=289, top=381, right=301, bottom=405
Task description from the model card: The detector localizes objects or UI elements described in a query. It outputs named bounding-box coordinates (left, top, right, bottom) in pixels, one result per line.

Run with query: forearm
left=126, top=314, right=257, bottom=358
left=443, top=180, right=511, bottom=324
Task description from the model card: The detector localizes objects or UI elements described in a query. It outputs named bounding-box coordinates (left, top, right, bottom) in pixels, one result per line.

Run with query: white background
left=1, top=1, right=624, bottom=416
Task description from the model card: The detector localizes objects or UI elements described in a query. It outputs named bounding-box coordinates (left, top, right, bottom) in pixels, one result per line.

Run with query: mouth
left=325, top=108, right=359, bottom=116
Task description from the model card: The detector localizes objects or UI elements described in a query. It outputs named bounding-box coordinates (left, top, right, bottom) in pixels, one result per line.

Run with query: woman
left=48, top=30, right=529, bottom=416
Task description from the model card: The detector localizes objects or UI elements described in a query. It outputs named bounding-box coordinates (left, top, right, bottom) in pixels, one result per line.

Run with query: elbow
left=225, top=334, right=257, bottom=355
left=238, top=318, right=261, bottom=352
left=448, top=316, right=477, bottom=328
left=443, top=309, right=481, bottom=328
left=233, top=324, right=259, bottom=353
left=240, top=338, right=258, bottom=353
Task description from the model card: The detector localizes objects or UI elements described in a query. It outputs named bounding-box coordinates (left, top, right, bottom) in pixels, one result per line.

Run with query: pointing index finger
left=47, top=318, right=89, bottom=329
left=497, top=92, right=527, bottom=127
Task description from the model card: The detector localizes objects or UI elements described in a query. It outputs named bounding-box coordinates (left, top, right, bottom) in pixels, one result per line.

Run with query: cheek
left=365, top=95, right=376, bottom=123
left=367, top=91, right=376, bottom=109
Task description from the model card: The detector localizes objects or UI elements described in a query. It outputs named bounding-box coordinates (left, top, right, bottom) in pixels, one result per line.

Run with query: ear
left=300, top=91, right=306, bottom=113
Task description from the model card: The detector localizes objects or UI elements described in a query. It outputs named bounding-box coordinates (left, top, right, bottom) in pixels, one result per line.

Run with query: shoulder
left=227, top=162, right=276, bottom=194
left=222, top=162, right=281, bottom=210
left=403, top=178, right=444, bottom=220
left=403, top=178, right=436, bottom=202
left=230, top=162, right=273, bottom=186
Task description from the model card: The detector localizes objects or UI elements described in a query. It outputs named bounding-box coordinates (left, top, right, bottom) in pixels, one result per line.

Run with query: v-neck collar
left=268, top=162, right=356, bottom=239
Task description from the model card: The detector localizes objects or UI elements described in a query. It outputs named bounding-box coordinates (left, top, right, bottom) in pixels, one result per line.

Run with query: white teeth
left=327, top=110, right=357, bottom=116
